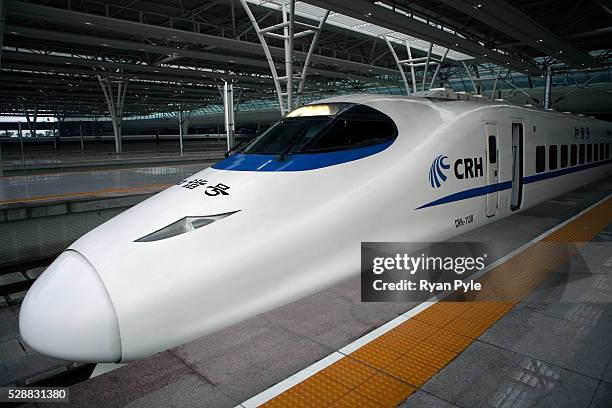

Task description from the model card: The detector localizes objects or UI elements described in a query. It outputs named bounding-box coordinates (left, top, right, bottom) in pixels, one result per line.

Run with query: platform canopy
left=0, top=0, right=608, bottom=118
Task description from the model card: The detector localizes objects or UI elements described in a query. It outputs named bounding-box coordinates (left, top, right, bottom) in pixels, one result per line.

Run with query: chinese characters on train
left=177, top=179, right=230, bottom=196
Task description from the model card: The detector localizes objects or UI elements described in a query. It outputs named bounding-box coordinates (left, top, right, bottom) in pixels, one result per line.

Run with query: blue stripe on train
left=416, top=159, right=611, bottom=210
left=212, top=139, right=395, bottom=172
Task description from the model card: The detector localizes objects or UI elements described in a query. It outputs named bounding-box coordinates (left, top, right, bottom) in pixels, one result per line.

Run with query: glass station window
left=570, top=144, right=577, bottom=166
left=587, top=144, right=593, bottom=162
left=238, top=103, right=397, bottom=155
left=560, top=145, right=568, bottom=168
left=579, top=144, right=585, bottom=164
left=535, top=146, right=546, bottom=173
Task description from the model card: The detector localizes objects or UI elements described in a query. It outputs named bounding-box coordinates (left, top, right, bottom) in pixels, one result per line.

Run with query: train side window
left=488, top=136, right=497, bottom=163
left=549, top=145, right=558, bottom=170
left=600, top=143, right=605, bottom=160
left=579, top=144, right=585, bottom=164
left=607, top=143, right=610, bottom=159
left=587, top=144, right=593, bottom=162
left=594, top=143, right=599, bottom=161
left=560, top=145, right=568, bottom=168
left=535, top=146, right=546, bottom=173
left=570, top=144, right=577, bottom=166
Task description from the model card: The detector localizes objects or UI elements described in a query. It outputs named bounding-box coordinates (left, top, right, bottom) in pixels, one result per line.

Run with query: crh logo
left=429, top=155, right=484, bottom=188
left=429, top=155, right=450, bottom=188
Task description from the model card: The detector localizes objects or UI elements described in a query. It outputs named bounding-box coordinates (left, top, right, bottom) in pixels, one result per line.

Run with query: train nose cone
left=19, top=250, right=122, bottom=362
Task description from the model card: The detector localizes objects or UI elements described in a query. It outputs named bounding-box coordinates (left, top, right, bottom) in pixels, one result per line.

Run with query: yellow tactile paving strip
left=261, top=197, right=612, bottom=408
left=0, top=183, right=172, bottom=206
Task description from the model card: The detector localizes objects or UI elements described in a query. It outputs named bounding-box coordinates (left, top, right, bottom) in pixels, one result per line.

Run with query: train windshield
left=238, top=103, right=397, bottom=155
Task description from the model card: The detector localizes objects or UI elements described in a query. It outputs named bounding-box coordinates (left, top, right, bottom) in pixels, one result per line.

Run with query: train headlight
left=135, top=211, right=239, bottom=242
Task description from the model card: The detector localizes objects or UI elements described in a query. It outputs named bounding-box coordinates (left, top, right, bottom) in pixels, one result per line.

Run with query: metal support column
left=405, top=43, right=417, bottom=93
left=543, top=65, right=553, bottom=109
left=421, top=42, right=433, bottom=91
left=240, top=0, right=327, bottom=115
left=18, top=121, right=24, bottom=164
left=223, top=82, right=235, bottom=151
left=0, top=0, right=6, bottom=69
left=296, top=10, right=329, bottom=107
left=178, top=109, right=184, bottom=156
left=490, top=66, right=503, bottom=98
left=429, top=48, right=449, bottom=90
left=384, top=35, right=410, bottom=94
left=98, top=75, right=128, bottom=153
left=79, top=120, right=84, bottom=154
left=461, top=61, right=478, bottom=93
left=283, top=2, right=294, bottom=112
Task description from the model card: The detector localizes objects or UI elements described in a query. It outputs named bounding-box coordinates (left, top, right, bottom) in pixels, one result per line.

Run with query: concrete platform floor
left=52, top=178, right=612, bottom=408
left=0, top=163, right=208, bottom=206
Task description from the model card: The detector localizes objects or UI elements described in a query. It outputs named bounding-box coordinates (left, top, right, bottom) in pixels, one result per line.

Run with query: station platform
left=0, top=163, right=208, bottom=207
left=57, top=178, right=611, bottom=408
left=0, top=162, right=208, bottom=268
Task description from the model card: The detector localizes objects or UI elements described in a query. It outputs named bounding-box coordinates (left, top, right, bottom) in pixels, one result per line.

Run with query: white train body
left=20, top=92, right=612, bottom=363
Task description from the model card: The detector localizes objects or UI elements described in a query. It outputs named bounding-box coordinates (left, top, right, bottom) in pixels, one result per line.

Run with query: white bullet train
left=20, top=90, right=612, bottom=363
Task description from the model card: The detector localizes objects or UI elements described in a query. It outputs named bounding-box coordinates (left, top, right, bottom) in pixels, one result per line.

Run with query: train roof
left=316, top=90, right=606, bottom=122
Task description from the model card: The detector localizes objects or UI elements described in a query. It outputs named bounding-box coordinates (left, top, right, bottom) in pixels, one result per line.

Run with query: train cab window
left=302, top=104, right=397, bottom=152
left=570, top=144, right=577, bottom=166
left=549, top=145, right=558, bottom=170
left=560, top=145, right=568, bottom=168
left=579, top=144, right=585, bottom=164
left=587, top=144, right=593, bottom=162
left=535, top=145, right=546, bottom=173
left=239, top=103, right=397, bottom=155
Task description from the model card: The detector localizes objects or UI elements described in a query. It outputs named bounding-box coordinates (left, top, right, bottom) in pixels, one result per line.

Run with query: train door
left=511, top=123, right=524, bottom=211
left=485, top=123, right=499, bottom=217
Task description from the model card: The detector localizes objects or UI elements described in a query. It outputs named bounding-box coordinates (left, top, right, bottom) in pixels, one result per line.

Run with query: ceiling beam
left=436, top=0, right=599, bottom=68
left=5, top=1, right=399, bottom=77
left=4, top=25, right=387, bottom=83
left=2, top=50, right=274, bottom=84
left=301, top=0, right=540, bottom=74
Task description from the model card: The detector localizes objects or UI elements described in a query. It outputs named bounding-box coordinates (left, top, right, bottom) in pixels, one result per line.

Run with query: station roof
left=0, top=0, right=609, bottom=118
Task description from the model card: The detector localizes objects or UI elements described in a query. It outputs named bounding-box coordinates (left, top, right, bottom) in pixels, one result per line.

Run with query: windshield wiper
left=224, top=136, right=257, bottom=157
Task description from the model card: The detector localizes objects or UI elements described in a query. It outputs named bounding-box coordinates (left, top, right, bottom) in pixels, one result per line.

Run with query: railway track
left=0, top=258, right=55, bottom=301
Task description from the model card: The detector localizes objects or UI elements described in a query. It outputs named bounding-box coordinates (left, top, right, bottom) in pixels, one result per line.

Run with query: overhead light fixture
left=84, top=22, right=93, bottom=25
